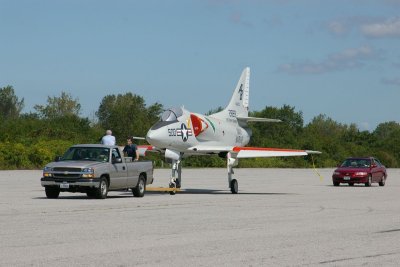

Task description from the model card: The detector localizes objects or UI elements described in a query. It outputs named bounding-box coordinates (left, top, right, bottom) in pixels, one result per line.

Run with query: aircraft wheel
left=169, top=183, right=176, bottom=195
left=230, top=179, right=238, bottom=194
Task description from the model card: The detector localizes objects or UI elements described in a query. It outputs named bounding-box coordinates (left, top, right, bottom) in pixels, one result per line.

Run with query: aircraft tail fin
left=212, top=67, right=250, bottom=120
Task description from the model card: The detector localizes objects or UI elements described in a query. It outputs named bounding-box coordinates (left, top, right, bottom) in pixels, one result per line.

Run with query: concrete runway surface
left=1, top=168, right=400, bottom=266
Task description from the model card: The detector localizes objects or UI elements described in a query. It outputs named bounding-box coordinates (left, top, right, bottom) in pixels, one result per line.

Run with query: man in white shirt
left=101, top=130, right=116, bottom=145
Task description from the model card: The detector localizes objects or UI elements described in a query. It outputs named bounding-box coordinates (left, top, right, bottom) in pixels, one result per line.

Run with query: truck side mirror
left=112, top=157, right=122, bottom=164
left=54, top=156, right=62, bottom=162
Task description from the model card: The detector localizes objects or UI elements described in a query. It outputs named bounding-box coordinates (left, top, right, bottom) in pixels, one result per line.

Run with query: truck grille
left=52, top=167, right=82, bottom=179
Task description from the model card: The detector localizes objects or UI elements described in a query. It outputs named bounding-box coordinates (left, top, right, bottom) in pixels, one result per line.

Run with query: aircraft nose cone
left=146, top=129, right=161, bottom=146
left=146, top=130, right=154, bottom=144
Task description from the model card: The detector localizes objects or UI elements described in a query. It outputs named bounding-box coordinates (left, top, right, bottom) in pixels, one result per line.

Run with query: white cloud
left=361, top=18, right=400, bottom=38
left=327, top=21, right=347, bottom=35
left=278, top=45, right=378, bottom=75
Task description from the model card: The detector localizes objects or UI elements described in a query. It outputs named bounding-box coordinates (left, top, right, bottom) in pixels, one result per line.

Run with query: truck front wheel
left=132, top=175, right=146, bottom=198
left=95, top=177, right=108, bottom=199
left=45, top=186, right=60, bottom=199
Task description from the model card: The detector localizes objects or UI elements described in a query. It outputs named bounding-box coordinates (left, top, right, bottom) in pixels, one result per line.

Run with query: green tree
left=96, top=92, right=163, bottom=143
left=372, top=121, right=400, bottom=167
left=249, top=105, right=304, bottom=148
left=34, top=91, right=81, bottom=119
left=0, top=85, right=24, bottom=119
left=206, top=106, right=223, bottom=115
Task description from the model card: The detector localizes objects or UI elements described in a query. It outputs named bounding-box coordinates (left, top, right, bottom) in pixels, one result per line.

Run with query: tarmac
left=1, top=168, right=400, bottom=266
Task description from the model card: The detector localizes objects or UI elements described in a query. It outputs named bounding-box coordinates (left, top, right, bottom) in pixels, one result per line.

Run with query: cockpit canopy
left=160, top=107, right=183, bottom=122
left=150, top=107, right=184, bottom=130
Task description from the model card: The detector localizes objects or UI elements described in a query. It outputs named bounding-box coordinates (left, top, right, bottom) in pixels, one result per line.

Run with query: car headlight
left=82, top=168, right=95, bottom=178
left=333, top=171, right=341, bottom=176
left=43, top=166, right=53, bottom=177
left=355, top=172, right=368, bottom=176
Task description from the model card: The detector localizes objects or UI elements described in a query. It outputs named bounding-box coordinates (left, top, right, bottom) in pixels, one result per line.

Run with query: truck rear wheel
left=132, top=174, right=145, bottom=198
left=45, top=186, right=60, bottom=199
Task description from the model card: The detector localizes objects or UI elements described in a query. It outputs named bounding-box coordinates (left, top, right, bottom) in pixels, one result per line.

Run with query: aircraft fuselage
left=146, top=107, right=251, bottom=154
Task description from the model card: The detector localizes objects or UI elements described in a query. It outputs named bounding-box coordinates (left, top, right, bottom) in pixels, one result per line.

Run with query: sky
left=1, top=0, right=399, bottom=131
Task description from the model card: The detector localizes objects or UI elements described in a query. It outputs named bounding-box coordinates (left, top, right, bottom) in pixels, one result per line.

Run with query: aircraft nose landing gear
left=169, top=158, right=182, bottom=195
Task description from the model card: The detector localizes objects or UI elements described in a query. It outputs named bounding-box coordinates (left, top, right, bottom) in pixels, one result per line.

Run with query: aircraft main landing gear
left=230, top=179, right=238, bottom=194
left=227, top=152, right=239, bottom=194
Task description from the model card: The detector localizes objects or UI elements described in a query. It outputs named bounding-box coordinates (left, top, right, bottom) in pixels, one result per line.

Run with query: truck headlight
left=43, top=166, right=53, bottom=177
left=82, top=168, right=95, bottom=178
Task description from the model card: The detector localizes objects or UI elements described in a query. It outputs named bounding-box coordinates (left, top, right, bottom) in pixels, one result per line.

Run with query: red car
left=332, top=157, right=387, bottom=187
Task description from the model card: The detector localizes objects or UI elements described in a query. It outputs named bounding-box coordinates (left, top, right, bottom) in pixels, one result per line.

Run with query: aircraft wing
left=189, top=145, right=321, bottom=158
left=232, top=147, right=320, bottom=158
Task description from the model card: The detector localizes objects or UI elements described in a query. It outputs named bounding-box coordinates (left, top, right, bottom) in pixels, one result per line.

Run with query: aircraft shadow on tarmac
left=34, top=189, right=297, bottom=199
left=160, top=188, right=297, bottom=195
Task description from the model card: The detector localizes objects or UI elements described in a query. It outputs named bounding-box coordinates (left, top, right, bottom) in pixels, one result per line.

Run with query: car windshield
left=340, top=159, right=371, bottom=168
left=61, top=147, right=110, bottom=162
left=160, top=107, right=183, bottom=122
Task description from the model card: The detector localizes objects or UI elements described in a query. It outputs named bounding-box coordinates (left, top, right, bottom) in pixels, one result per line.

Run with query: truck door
left=110, top=148, right=128, bottom=189
left=126, top=161, right=140, bottom=188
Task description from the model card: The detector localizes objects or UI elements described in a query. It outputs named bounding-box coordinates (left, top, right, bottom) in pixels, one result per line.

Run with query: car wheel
left=132, top=174, right=146, bottom=197
left=95, top=177, right=108, bottom=199
left=45, top=186, right=60, bottom=199
left=348, top=183, right=354, bottom=186
left=379, top=175, right=386, bottom=186
left=333, top=181, right=340, bottom=186
left=365, top=175, right=372, bottom=187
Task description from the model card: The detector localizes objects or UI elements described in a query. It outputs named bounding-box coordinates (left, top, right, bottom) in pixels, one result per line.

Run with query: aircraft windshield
left=160, top=107, right=183, bottom=122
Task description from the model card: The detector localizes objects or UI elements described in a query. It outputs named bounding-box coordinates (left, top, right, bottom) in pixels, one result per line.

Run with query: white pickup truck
left=40, top=144, right=154, bottom=199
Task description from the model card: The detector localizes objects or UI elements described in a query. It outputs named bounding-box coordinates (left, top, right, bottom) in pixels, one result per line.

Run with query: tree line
left=0, top=85, right=399, bottom=169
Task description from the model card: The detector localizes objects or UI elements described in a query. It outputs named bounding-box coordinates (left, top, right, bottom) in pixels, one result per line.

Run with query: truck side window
left=112, top=148, right=121, bottom=160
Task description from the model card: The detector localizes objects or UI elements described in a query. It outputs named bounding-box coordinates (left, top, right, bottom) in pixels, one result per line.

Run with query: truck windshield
left=62, top=147, right=110, bottom=162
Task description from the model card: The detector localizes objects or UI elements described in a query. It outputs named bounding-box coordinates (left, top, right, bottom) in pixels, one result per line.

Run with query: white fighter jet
left=141, top=67, right=320, bottom=194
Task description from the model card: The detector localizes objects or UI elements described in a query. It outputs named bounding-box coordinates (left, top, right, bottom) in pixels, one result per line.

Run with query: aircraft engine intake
left=190, top=114, right=209, bottom=137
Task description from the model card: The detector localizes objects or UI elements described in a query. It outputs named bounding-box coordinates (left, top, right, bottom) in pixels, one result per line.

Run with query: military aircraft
left=140, top=67, right=320, bottom=194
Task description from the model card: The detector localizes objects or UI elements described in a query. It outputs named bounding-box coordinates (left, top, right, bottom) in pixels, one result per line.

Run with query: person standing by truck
left=123, top=137, right=139, bottom=161
left=101, top=130, right=116, bottom=145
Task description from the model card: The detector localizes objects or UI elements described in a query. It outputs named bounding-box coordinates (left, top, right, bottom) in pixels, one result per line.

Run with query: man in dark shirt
left=123, top=137, right=139, bottom=161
